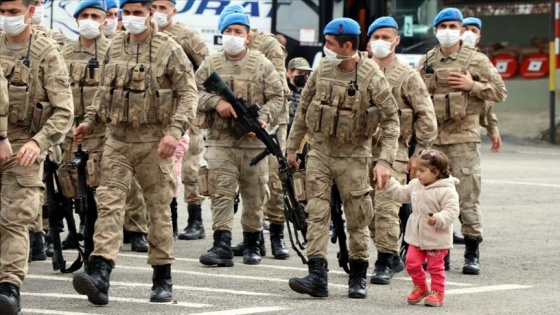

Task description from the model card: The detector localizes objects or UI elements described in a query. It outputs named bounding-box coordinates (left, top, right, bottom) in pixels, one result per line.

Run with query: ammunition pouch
left=398, top=108, right=414, bottom=142
left=86, top=151, right=102, bottom=188
left=30, top=101, right=53, bottom=134
left=198, top=165, right=209, bottom=196
left=58, top=165, right=78, bottom=198
left=293, top=169, right=307, bottom=202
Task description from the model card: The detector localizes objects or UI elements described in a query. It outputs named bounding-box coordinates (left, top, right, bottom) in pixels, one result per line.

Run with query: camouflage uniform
left=287, top=52, right=400, bottom=262
left=196, top=49, right=284, bottom=265
left=33, top=25, right=67, bottom=48
left=82, top=29, right=198, bottom=266
left=480, top=101, right=499, bottom=136
left=0, top=32, right=73, bottom=286
left=369, top=57, right=437, bottom=265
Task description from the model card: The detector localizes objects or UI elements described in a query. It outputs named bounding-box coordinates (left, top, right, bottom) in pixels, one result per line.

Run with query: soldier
left=0, top=0, right=74, bottom=313
left=102, top=0, right=119, bottom=39
left=55, top=0, right=111, bottom=253
left=461, top=17, right=502, bottom=153
left=218, top=3, right=291, bottom=260
left=150, top=0, right=210, bottom=241
left=196, top=12, right=284, bottom=267
left=286, top=57, right=313, bottom=132
left=366, top=17, right=438, bottom=285
left=71, top=0, right=197, bottom=305
left=30, top=0, right=67, bottom=47
left=416, top=8, right=507, bottom=275
left=287, top=18, right=400, bottom=299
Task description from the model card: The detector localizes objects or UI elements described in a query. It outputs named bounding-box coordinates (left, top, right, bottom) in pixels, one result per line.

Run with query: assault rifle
left=43, top=156, right=83, bottom=273
left=203, top=72, right=308, bottom=263
left=330, top=185, right=350, bottom=274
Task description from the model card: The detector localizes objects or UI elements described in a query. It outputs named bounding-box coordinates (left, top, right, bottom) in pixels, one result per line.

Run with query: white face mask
left=103, top=19, right=118, bottom=36
left=122, top=14, right=148, bottom=35
left=2, top=8, right=30, bottom=36
left=323, top=46, right=357, bottom=66
left=222, top=35, right=246, bottom=55
left=461, top=30, right=479, bottom=47
left=436, top=29, right=461, bottom=48
left=30, top=5, right=44, bottom=25
left=78, top=19, right=101, bottom=39
left=370, top=39, right=395, bottom=59
left=153, top=11, right=171, bottom=28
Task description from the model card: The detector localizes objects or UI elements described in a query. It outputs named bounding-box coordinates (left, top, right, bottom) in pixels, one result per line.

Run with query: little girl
left=383, top=150, right=459, bottom=307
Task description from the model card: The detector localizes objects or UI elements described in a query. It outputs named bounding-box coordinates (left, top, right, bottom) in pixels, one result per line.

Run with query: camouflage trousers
left=305, top=149, right=373, bottom=261
left=182, top=127, right=205, bottom=205
left=369, top=159, right=407, bottom=256
left=91, top=138, right=176, bottom=266
left=123, top=178, right=148, bottom=233
left=0, top=154, right=45, bottom=286
left=264, top=124, right=287, bottom=225
left=204, top=146, right=269, bottom=232
left=433, top=142, right=482, bottom=238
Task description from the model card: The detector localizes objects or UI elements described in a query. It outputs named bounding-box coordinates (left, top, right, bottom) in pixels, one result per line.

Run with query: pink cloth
left=406, top=245, right=448, bottom=293
left=173, top=133, right=190, bottom=198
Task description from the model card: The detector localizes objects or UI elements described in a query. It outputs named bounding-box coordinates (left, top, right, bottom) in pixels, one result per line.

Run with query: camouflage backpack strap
left=250, top=31, right=269, bottom=52
left=207, top=53, right=224, bottom=74
left=457, top=46, right=477, bottom=72
left=244, top=50, right=263, bottom=76
left=357, top=59, right=377, bottom=89
left=319, top=58, right=333, bottom=77
left=29, top=34, right=58, bottom=90
left=109, top=31, right=126, bottom=59
left=386, top=62, right=411, bottom=89
left=63, top=40, right=75, bottom=60
left=97, top=38, right=111, bottom=64
left=148, top=33, right=174, bottom=92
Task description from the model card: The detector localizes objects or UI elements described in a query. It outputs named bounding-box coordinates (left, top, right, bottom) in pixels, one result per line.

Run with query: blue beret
left=106, top=0, right=118, bottom=10
left=463, top=17, right=482, bottom=29
left=120, top=0, right=151, bottom=9
left=324, top=18, right=361, bottom=36
left=367, top=16, right=398, bottom=37
left=218, top=4, right=245, bottom=31
left=73, top=0, right=106, bottom=18
left=433, top=8, right=463, bottom=27
left=219, top=13, right=250, bottom=34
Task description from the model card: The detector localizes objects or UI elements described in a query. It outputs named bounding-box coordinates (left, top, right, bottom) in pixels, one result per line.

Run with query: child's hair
left=418, top=150, right=451, bottom=179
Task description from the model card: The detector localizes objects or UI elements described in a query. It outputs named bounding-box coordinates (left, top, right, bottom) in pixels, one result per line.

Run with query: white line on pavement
left=445, top=284, right=532, bottom=295
left=391, top=277, right=473, bottom=287
left=483, top=179, right=560, bottom=188
left=189, top=306, right=288, bottom=315
left=22, top=292, right=210, bottom=307
left=23, top=309, right=102, bottom=315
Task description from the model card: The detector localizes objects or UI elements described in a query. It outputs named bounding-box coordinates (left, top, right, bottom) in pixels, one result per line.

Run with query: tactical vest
left=385, top=61, right=415, bottom=142
left=249, top=31, right=275, bottom=53
left=97, top=31, right=175, bottom=128
left=423, top=46, right=477, bottom=125
left=0, top=32, right=58, bottom=133
left=64, top=38, right=110, bottom=117
left=306, top=56, right=380, bottom=145
left=165, top=22, right=206, bottom=68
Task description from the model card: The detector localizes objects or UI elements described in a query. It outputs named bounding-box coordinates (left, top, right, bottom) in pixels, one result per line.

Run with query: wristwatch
left=0, top=135, right=8, bottom=141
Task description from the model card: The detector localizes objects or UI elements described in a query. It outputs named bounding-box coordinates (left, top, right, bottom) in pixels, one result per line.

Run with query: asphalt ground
left=20, top=136, right=560, bottom=315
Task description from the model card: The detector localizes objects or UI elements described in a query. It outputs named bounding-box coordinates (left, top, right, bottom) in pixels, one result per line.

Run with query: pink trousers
left=406, top=245, right=448, bottom=292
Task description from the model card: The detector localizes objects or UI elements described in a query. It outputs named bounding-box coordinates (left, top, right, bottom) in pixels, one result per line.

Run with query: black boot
left=463, top=237, right=481, bottom=275
left=73, top=256, right=112, bottom=305
left=0, top=282, right=20, bottom=315
left=453, top=231, right=465, bottom=245
left=289, top=256, right=329, bottom=297
left=232, top=231, right=266, bottom=257
left=170, top=198, right=178, bottom=240
left=199, top=230, right=234, bottom=267
left=348, top=260, right=368, bottom=299
left=270, top=224, right=289, bottom=259
left=44, top=230, right=54, bottom=258
left=29, top=231, right=47, bottom=262
left=130, top=232, right=149, bottom=252
left=150, top=264, right=173, bottom=302
left=243, top=231, right=262, bottom=265
left=370, top=252, right=404, bottom=285
left=178, top=204, right=206, bottom=240
left=444, top=251, right=450, bottom=271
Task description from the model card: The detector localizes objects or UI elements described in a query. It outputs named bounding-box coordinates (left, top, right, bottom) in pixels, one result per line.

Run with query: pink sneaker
left=407, top=284, right=430, bottom=304
left=424, top=290, right=444, bottom=307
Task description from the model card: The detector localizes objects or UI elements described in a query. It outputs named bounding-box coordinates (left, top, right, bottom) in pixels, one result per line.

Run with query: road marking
left=22, top=292, right=210, bottom=307
left=483, top=179, right=560, bottom=188
left=23, top=310, right=102, bottom=315
left=189, top=306, right=288, bottom=315
left=392, top=277, right=473, bottom=287
left=26, top=274, right=275, bottom=296
left=445, top=284, right=532, bottom=295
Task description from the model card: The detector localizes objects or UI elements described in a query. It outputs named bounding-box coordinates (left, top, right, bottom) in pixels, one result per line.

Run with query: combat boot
left=0, top=282, right=20, bottom=315
left=370, top=252, right=404, bottom=285
left=178, top=204, right=206, bottom=240
left=29, top=231, right=47, bottom=262
left=242, top=231, right=262, bottom=265
left=199, top=230, right=234, bottom=267
left=453, top=231, right=465, bottom=244
left=44, top=230, right=54, bottom=258
left=130, top=232, right=149, bottom=252
left=348, top=260, right=368, bottom=299
left=170, top=198, right=178, bottom=239
left=269, top=224, right=290, bottom=259
left=150, top=264, right=173, bottom=302
left=289, top=256, right=328, bottom=297
left=232, top=230, right=266, bottom=257
left=463, top=237, right=481, bottom=275
left=73, top=256, right=112, bottom=305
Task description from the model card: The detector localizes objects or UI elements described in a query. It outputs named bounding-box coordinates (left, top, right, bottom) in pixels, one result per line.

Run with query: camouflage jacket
left=165, top=22, right=209, bottom=69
